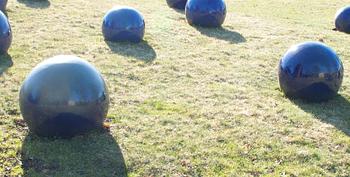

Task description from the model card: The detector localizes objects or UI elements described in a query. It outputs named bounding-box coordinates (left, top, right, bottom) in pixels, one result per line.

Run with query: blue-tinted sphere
left=102, top=6, right=145, bottom=43
left=0, top=0, right=7, bottom=12
left=279, top=42, right=343, bottom=102
left=185, top=0, right=226, bottom=27
left=19, top=55, right=109, bottom=138
left=0, top=11, right=11, bottom=54
left=335, top=6, right=350, bottom=33
left=166, top=0, right=187, bottom=9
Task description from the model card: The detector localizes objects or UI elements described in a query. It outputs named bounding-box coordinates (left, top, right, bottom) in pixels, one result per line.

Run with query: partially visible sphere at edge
left=0, top=0, right=7, bottom=12
left=166, top=0, right=188, bottom=9
left=0, top=10, right=11, bottom=54
left=335, top=6, right=350, bottom=33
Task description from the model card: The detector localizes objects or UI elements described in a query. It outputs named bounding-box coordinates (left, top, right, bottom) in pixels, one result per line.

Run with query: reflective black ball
left=0, top=0, right=7, bottom=12
left=279, top=42, right=343, bottom=102
left=19, top=55, right=109, bottom=138
left=102, top=6, right=145, bottom=43
left=185, top=0, right=226, bottom=27
left=0, top=10, right=11, bottom=54
left=335, top=6, right=350, bottom=33
left=166, top=0, right=187, bottom=9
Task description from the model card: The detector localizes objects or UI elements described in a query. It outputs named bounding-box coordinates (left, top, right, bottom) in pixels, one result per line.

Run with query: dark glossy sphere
left=0, top=0, right=7, bottom=12
left=19, top=55, right=109, bottom=138
left=185, top=0, right=226, bottom=27
left=166, top=0, right=187, bottom=9
left=335, top=6, right=350, bottom=33
left=279, top=42, right=343, bottom=102
left=0, top=11, right=11, bottom=54
left=102, top=6, right=145, bottom=43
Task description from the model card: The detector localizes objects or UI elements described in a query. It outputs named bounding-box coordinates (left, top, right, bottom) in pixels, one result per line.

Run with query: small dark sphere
left=166, top=0, right=187, bottom=10
left=102, top=6, right=145, bottom=43
left=0, top=0, right=7, bottom=12
left=335, top=6, right=350, bottom=33
left=185, top=0, right=226, bottom=27
left=279, top=42, right=343, bottom=102
left=0, top=11, right=11, bottom=54
left=19, top=55, right=109, bottom=138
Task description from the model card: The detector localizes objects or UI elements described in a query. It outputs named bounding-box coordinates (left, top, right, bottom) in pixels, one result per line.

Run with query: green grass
left=1, top=0, right=350, bottom=176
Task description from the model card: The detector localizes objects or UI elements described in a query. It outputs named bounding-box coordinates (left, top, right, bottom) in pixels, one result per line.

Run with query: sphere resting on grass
left=185, top=0, right=226, bottom=27
left=278, top=42, right=343, bottom=102
left=102, top=6, right=145, bottom=42
left=0, top=10, right=11, bottom=54
left=19, top=55, right=109, bottom=138
left=335, top=6, right=350, bottom=33
left=166, top=0, right=187, bottom=10
left=0, top=0, right=7, bottom=12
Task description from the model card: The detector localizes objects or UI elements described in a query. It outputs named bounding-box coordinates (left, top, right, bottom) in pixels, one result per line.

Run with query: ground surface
left=0, top=0, right=350, bottom=176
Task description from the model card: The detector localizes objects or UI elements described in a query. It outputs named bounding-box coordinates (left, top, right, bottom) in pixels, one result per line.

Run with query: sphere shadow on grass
left=172, top=8, right=185, bottom=14
left=21, top=131, right=127, bottom=177
left=291, top=95, right=350, bottom=136
left=17, top=0, right=50, bottom=9
left=105, top=40, right=156, bottom=63
left=0, top=53, right=12, bottom=75
left=194, top=26, right=246, bottom=44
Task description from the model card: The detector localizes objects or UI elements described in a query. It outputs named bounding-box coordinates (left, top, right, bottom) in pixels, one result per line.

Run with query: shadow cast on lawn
left=0, top=54, right=13, bottom=76
left=292, top=95, right=350, bottom=136
left=194, top=26, right=246, bottom=44
left=21, top=131, right=127, bottom=177
left=106, top=40, right=156, bottom=63
left=172, top=8, right=185, bottom=14
left=17, top=0, right=50, bottom=9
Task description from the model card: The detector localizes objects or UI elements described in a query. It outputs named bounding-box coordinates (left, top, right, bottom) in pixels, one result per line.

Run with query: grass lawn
left=1, top=0, right=350, bottom=176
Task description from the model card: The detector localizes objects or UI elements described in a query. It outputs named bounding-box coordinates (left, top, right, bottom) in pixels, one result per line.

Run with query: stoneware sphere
left=102, top=6, right=145, bottom=42
left=335, top=6, right=350, bottom=33
left=185, top=0, right=226, bottom=27
left=19, top=55, right=109, bottom=138
left=279, top=42, right=343, bottom=102
left=166, top=0, right=187, bottom=10
left=0, top=10, right=11, bottom=54
left=0, top=0, right=7, bottom=12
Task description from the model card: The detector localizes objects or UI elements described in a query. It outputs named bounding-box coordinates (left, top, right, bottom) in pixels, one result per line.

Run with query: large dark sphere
left=0, top=11, right=11, bottom=54
left=166, top=0, right=187, bottom=10
left=335, top=6, right=350, bottom=33
left=0, top=0, right=7, bottom=12
left=102, top=6, right=145, bottom=43
left=279, top=42, right=343, bottom=102
left=185, top=0, right=226, bottom=27
left=19, top=55, right=109, bottom=138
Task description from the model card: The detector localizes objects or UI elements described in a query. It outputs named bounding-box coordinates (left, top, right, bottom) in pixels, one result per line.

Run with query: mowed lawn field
left=1, top=0, right=350, bottom=176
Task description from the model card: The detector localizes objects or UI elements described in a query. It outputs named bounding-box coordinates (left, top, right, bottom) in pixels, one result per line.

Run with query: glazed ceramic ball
left=185, top=0, right=226, bottom=27
left=166, top=0, right=187, bottom=9
left=0, top=10, right=11, bottom=54
left=335, top=6, right=350, bottom=33
left=0, top=0, right=7, bottom=12
left=102, top=6, right=145, bottom=42
left=19, top=55, right=109, bottom=138
left=279, top=42, right=343, bottom=102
